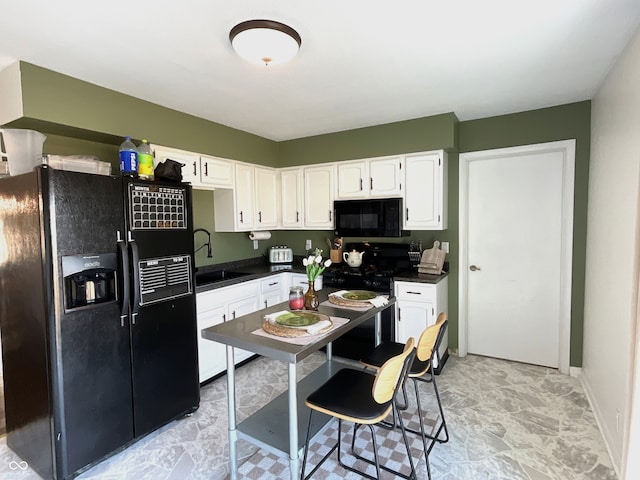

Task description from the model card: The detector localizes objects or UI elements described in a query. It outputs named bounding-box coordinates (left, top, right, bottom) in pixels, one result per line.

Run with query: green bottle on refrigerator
left=137, top=139, right=154, bottom=180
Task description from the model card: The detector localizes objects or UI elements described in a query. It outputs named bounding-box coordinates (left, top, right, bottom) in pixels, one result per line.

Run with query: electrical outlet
left=305, top=239, right=312, bottom=250
left=441, top=241, right=450, bottom=254
left=253, top=240, right=259, bottom=250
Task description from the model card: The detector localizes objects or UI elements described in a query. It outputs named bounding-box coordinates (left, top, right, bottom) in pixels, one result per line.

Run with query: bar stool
left=300, top=338, right=417, bottom=480
left=360, top=313, right=449, bottom=465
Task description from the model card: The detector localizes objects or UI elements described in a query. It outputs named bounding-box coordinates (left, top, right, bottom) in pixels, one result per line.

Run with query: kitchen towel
left=248, top=231, right=271, bottom=240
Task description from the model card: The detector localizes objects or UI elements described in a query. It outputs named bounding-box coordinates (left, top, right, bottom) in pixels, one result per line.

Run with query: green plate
left=342, top=290, right=377, bottom=301
left=275, top=311, right=328, bottom=327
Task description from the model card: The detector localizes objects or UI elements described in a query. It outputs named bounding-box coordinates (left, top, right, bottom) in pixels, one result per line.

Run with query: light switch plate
left=441, top=241, right=450, bottom=253
left=305, top=239, right=312, bottom=250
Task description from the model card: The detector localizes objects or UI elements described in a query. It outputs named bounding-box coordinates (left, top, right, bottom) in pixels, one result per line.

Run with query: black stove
left=322, top=242, right=411, bottom=360
left=323, top=242, right=411, bottom=293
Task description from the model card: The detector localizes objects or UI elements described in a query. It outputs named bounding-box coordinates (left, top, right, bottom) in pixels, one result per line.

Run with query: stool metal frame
left=301, top=338, right=417, bottom=480
left=360, top=313, right=449, bottom=477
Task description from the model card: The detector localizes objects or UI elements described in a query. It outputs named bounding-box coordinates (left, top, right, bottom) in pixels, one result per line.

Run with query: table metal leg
left=227, top=346, right=238, bottom=480
left=326, top=341, right=332, bottom=361
left=374, top=311, right=382, bottom=346
left=288, top=362, right=299, bottom=480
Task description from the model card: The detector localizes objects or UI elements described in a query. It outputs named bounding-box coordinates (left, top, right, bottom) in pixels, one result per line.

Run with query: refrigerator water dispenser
left=62, top=253, right=117, bottom=310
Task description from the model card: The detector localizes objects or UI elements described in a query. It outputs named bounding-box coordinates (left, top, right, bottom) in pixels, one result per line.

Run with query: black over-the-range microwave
left=333, top=198, right=409, bottom=237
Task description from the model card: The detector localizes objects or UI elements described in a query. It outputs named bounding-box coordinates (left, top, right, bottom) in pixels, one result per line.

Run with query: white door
left=459, top=141, right=575, bottom=372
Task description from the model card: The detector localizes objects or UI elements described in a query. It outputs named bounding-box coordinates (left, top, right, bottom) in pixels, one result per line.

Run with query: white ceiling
left=1, top=1, right=639, bottom=141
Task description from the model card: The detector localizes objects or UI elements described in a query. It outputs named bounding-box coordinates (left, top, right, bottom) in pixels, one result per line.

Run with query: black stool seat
left=306, top=369, right=390, bottom=423
left=361, top=342, right=430, bottom=377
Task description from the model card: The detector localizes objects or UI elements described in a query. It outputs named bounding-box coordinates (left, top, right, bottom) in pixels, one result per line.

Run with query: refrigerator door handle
left=117, top=231, right=130, bottom=327
left=129, top=232, right=141, bottom=325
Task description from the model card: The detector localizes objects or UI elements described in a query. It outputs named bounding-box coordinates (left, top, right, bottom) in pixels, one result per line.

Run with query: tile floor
left=0, top=353, right=618, bottom=479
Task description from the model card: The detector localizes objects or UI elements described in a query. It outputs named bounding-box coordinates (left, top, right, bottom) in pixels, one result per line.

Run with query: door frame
left=458, top=140, right=576, bottom=374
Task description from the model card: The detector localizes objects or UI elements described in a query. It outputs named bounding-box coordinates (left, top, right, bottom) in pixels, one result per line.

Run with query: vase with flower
left=302, top=248, right=331, bottom=310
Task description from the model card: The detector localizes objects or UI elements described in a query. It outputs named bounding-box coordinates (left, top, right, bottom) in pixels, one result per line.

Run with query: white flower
left=324, top=259, right=332, bottom=267
left=315, top=255, right=322, bottom=264
left=302, top=258, right=309, bottom=266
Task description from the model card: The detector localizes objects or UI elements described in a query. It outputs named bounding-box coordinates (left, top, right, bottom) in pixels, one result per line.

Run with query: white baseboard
left=580, top=373, right=621, bottom=478
left=569, top=366, right=582, bottom=377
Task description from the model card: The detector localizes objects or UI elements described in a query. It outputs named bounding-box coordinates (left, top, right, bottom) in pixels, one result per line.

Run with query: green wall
left=277, top=113, right=458, bottom=165
left=9, top=62, right=279, bottom=166
left=459, top=102, right=591, bottom=367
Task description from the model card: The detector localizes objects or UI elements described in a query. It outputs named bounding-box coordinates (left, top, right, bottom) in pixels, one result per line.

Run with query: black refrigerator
left=0, top=166, right=200, bottom=479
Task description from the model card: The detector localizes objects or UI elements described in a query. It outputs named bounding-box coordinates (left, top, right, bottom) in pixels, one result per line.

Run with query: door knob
left=469, top=265, right=481, bottom=271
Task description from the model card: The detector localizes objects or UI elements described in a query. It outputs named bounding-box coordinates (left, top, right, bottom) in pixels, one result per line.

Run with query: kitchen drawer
left=261, top=275, right=284, bottom=293
left=395, top=281, right=436, bottom=300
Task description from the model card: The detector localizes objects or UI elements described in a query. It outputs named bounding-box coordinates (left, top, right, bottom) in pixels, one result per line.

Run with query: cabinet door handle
left=359, top=178, right=363, bottom=191
left=329, top=210, right=332, bottom=221
left=204, top=162, right=208, bottom=176
left=398, top=308, right=401, bottom=321
left=193, top=161, right=197, bottom=176
left=240, top=211, right=244, bottom=223
left=223, top=314, right=226, bottom=322
left=269, top=282, right=278, bottom=286
left=264, top=300, right=268, bottom=308
left=406, top=207, right=409, bottom=221
left=370, top=177, right=373, bottom=190
left=407, top=291, right=422, bottom=295
left=469, top=265, right=481, bottom=271
left=258, top=211, right=262, bottom=222
left=232, top=311, right=236, bottom=319
left=296, top=211, right=300, bottom=222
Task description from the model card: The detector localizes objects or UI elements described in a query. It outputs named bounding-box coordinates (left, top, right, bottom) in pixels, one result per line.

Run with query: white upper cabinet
left=336, top=156, right=403, bottom=199
left=200, top=155, right=234, bottom=188
left=369, top=156, right=403, bottom=197
left=254, top=166, right=279, bottom=229
left=280, top=167, right=304, bottom=228
left=152, top=145, right=200, bottom=185
left=336, top=161, right=368, bottom=199
left=151, top=145, right=234, bottom=190
left=304, top=164, right=335, bottom=229
left=214, top=162, right=255, bottom=231
left=403, top=150, right=448, bottom=230
left=214, top=163, right=279, bottom=231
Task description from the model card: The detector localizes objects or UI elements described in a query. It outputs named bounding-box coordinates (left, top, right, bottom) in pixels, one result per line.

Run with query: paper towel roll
left=249, top=231, right=271, bottom=241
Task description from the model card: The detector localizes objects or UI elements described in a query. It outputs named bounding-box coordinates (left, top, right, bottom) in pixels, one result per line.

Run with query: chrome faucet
left=194, top=228, right=213, bottom=258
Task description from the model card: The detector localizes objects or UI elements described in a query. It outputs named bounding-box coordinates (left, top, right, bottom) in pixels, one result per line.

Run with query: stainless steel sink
left=195, top=270, right=249, bottom=286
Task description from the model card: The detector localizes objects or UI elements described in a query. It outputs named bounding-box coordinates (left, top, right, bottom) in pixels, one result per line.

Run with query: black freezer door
left=123, top=178, right=199, bottom=438
left=46, top=169, right=135, bottom=478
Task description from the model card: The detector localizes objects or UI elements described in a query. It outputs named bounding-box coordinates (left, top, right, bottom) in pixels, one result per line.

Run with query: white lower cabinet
left=290, top=272, right=323, bottom=292
left=195, top=296, right=226, bottom=383
left=394, top=277, right=448, bottom=368
left=196, top=273, right=325, bottom=383
left=196, top=280, right=261, bottom=383
left=260, top=274, right=288, bottom=308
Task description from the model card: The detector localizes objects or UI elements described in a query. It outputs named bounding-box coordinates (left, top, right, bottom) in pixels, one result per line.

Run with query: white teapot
left=343, top=249, right=365, bottom=268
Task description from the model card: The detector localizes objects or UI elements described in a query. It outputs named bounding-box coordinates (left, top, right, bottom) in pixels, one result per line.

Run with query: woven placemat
left=262, top=316, right=332, bottom=338
left=328, top=295, right=372, bottom=308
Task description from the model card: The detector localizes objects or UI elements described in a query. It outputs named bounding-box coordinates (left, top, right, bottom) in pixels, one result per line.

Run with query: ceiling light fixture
left=230, top=19, right=301, bottom=66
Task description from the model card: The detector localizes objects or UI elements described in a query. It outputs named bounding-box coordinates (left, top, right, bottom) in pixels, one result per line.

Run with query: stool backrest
left=372, top=337, right=415, bottom=404
left=416, top=312, right=447, bottom=362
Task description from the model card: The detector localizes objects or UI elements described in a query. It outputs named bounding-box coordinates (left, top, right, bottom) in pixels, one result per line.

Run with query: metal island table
left=201, top=288, right=396, bottom=480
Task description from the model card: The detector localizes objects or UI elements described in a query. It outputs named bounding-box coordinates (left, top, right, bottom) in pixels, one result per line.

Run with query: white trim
left=570, top=366, right=582, bottom=378
left=581, top=374, right=621, bottom=479
left=458, top=140, right=576, bottom=374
